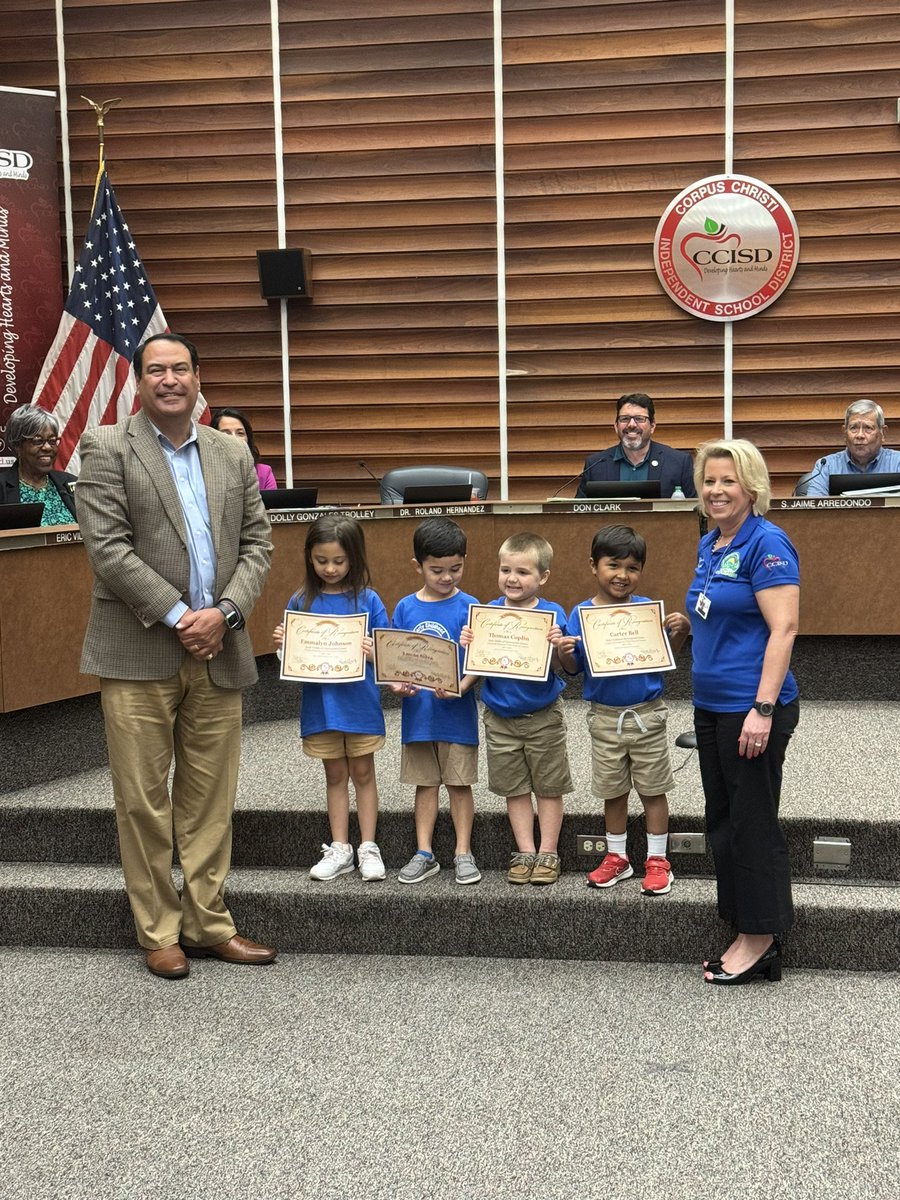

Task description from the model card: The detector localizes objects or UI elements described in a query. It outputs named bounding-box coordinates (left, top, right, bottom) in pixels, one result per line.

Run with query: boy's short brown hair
left=498, top=532, right=553, bottom=575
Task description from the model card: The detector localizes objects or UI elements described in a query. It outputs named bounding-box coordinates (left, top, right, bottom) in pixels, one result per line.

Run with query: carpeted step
left=1, top=800, right=897, bottom=886
left=1, top=862, right=898, bottom=972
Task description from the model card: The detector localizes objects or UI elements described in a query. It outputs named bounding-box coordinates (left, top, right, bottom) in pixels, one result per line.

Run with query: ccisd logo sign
left=653, top=174, right=799, bottom=322
left=0, top=149, right=34, bottom=180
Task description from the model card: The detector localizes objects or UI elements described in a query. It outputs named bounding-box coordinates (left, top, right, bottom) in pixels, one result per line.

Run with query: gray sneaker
left=454, top=853, right=482, bottom=885
left=398, top=852, right=440, bottom=885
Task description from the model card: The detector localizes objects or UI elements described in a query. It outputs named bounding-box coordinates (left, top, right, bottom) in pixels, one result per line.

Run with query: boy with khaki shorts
left=390, top=518, right=482, bottom=885
left=557, top=525, right=690, bottom=896
left=461, top=533, right=573, bottom=885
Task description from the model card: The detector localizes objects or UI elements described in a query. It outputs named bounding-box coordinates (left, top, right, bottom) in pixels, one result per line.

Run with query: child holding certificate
left=460, top=533, right=573, bottom=886
left=391, top=518, right=481, bottom=886
left=556, top=525, right=690, bottom=896
left=273, top=515, right=388, bottom=882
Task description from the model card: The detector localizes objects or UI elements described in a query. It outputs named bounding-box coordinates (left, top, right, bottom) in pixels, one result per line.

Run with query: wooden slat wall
left=732, top=2, right=900, bottom=483
left=3, top=1, right=899, bottom=499
left=503, top=0, right=726, bottom=497
left=278, top=2, right=498, bottom=502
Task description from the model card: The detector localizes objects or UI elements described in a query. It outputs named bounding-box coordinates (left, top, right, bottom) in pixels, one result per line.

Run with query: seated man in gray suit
left=575, top=392, right=696, bottom=498
left=77, top=333, right=275, bottom=979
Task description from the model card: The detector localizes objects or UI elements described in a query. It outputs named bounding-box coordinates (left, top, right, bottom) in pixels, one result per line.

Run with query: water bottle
left=671, top=486, right=685, bottom=500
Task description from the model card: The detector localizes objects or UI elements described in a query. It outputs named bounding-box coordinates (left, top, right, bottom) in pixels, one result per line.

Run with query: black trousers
left=694, top=701, right=799, bottom=934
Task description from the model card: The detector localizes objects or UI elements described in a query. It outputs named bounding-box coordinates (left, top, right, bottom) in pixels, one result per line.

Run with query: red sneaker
left=641, top=856, right=674, bottom=896
left=587, top=853, right=634, bottom=889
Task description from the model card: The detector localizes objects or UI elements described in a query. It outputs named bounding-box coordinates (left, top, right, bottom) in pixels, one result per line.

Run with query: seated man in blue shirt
left=575, top=392, right=696, bottom=498
left=805, top=399, right=900, bottom=496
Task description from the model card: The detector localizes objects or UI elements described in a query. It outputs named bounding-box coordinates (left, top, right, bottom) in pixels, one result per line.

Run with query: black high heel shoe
left=704, top=937, right=782, bottom=986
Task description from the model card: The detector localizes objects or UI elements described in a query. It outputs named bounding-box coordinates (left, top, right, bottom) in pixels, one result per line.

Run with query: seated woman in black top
left=0, top=405, right=78, bottom=526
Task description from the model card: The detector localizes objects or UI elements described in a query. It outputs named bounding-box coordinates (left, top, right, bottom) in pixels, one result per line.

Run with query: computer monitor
left=0, top=502, right=45, bottom=530
left=827, top=472, right=900, bottom=496
left=260, top=488, right=318, bottom=509
left=583, top=480, right=662, bottom=500
left=402, top=483, right=473, bottom=504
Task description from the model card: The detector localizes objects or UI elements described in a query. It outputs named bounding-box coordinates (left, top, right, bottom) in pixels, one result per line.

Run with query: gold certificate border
left=462, top=603, right=553, bottom=682
left=279, top=609, right=368, bottom=684
left=580, top=600, right=676, bottom=678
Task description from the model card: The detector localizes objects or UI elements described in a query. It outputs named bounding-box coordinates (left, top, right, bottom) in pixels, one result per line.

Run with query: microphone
left=358, top=460, right=382, bottom=485
left=798, top=457, right=828, bottom=495
left=547, top=472, right=584, bottom=499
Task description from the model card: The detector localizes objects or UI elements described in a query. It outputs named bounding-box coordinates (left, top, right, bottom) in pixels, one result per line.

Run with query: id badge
left=695, top=592, right=711, bottom=620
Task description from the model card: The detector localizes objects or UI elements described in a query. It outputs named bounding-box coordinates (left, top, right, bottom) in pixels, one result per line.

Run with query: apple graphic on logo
left=680, top=218, right=742, bottom=281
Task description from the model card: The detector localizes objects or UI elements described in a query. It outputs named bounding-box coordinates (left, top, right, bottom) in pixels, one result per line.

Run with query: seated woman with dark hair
left=0, top=405, right=78, bottom=526
left=210, top=408, right=276, bottom=490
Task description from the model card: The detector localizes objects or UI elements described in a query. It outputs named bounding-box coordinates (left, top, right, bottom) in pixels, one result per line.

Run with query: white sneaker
left=357, top=841, right=386, bottom=882
left=309, top=841, right=355, bottom=881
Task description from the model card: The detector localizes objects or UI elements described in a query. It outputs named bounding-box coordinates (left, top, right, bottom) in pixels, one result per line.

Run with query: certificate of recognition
left=579, top=601, right=676, bottom=678
left=462, top=604, right=553, bottom=682
left=373, top=628, right=461, bottom=696
left=280, top=610, right=368, bottom=683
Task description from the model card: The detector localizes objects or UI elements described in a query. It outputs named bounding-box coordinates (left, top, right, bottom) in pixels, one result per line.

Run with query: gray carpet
left=1, top=949, right=897, bottom=1200
left=9, top=699, right=900, bottom=824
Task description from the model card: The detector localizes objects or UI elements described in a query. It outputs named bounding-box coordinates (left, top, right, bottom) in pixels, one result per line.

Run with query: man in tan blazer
left=77, top=333, right=275, bottom=979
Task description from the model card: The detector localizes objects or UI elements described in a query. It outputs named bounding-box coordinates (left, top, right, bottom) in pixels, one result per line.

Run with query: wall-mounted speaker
left=256, top=248, right=313, bottom=300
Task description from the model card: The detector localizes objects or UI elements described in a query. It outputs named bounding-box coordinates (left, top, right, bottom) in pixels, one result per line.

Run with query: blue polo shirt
left=686, top=514, right=799, bottom=712
left=479, top=597, right=567, bottom=718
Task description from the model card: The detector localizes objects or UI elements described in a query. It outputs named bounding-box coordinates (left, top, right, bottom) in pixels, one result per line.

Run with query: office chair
left=793, top=470, right=817, bottom=496
left=379, top=465, right=489, bottom=505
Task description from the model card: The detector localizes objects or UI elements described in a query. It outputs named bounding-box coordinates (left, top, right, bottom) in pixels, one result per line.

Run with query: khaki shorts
left=587, top=698, right=674, bottom=800
left=400, top=741, right=478, bottom=787
left=302, top=731, right=385, bottom=760
left=484, top=699, right=574, bottom=798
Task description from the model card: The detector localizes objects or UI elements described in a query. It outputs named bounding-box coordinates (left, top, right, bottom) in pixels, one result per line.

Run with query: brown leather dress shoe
left=182, top=934, right=277, bottom=964
left=145, top=944, right=189, bottom=979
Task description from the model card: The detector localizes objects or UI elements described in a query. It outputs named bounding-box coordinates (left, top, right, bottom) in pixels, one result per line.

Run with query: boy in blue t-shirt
left=557, top=525, right=690, bottom=896
left=391, top=518, right=481, bottom=886
left=460, top=532, right=573, bottom=886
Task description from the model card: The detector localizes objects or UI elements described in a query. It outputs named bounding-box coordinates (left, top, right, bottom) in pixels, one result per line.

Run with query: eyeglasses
left=616, top=415, right=651, bottom=427
left=24, top=436, right=61, bottom=449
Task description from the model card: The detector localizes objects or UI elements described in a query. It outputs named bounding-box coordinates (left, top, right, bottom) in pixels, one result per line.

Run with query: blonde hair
left=693, top=438, right=771, bottom=515
left=499, top=532, right=553, bottom=574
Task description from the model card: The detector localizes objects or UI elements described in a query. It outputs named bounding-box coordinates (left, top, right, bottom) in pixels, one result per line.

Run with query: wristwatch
left=216, top=601, right=243, bottom=631
left=752, top=700, right=776, bottom=717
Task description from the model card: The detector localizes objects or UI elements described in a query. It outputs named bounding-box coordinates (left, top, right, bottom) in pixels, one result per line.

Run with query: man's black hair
left=615, top=392, right=655, bottom=423
left=134, top=333, right=200, bottom=378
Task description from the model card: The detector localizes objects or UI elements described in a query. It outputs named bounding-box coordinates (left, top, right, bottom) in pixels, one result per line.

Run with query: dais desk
left=1, top=496, right=896, bottom=712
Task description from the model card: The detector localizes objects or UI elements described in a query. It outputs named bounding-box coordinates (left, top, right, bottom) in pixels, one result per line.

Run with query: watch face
left=756, top=702, right=775, bottom=716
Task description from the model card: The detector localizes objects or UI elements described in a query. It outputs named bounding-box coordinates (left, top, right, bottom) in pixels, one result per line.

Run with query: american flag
left=32, top=161, right=207, bottom=472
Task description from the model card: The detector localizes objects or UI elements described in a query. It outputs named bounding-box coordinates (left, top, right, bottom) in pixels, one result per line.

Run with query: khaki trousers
left=100, top=657, right=242, bottom=951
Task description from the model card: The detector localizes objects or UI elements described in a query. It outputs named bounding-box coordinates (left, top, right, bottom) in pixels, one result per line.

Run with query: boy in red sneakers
left=556, top=525, right=690, bottom=896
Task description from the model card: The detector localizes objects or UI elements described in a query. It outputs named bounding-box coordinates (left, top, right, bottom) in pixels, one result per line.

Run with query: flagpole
left=81, top=95, right=120, bottom=208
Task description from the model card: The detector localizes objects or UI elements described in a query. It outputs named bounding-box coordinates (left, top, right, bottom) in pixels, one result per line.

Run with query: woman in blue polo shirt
left=686, top=439, right=800, bottom=986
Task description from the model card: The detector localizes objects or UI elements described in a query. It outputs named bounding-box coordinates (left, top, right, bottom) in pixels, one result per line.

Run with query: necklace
left=713, top=533, right=733, bottom=550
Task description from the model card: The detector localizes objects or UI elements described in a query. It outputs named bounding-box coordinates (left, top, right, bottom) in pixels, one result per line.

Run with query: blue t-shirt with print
left=287, top=589, right=388, bottom=738
left=567, top=594, right=667, bottom=707
left=686, top=514, right=800, bottom=712
left=391, top=589, right=480, bottom=746
left=479, top=597, right=567, bottom=718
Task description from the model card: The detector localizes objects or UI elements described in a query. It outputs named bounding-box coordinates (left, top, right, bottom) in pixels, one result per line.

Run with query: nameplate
left=771, top=497, right=887, bottom=511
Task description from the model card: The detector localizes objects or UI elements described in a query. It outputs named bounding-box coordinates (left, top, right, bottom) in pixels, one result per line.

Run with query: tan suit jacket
left=77, top=410, right=272, bottom=688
